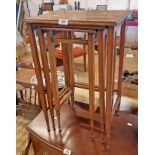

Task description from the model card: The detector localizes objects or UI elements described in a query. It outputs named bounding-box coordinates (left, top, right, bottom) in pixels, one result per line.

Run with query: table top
left=24, top=10, right=129, bottom=27
left=27, top=103, right=137, bottom=155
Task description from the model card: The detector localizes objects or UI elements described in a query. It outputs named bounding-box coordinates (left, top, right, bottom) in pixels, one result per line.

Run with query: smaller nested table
left=24, top=10, right=128, bottom=148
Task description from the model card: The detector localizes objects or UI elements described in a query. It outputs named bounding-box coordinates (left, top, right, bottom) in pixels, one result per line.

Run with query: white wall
left=68, top=0, right=107, bottom=10
left=107, top=0, right=130, bottom=10
left=107, top=0, right=138, bottom=10
left=68, top=0, right=138, bottom=10
left=25, top=0, right=138, bottom=17
left=126, top=26, right=138, bottom=47
left=24, top=0, right=42, bottom=17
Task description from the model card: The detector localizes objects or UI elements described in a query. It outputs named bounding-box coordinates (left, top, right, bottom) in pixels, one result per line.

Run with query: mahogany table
left=24, top=10, right=129, bottom=149
left=26, top=103, right=138, bottom=155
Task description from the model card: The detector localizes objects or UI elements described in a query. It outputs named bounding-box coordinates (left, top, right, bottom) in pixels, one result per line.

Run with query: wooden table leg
left=105, top=26, right=115, bottom=149
left=97, top=29, right=106, bottom=143
left=27, top=24, right=50, bottom=132
left=46, top=31, right=61, bottom=132
left=61, top=32, right=70, bottom=88
left=67, top=32, right=75, bottom=108
left=88, top=32, right=95, bottom=138
left=61, top=32, right=71, bottom=107
left=116, top=20, right=126, bottom=114
left=111, top=31, right=117, bottom=108
left=83, top=44, right=87, bottom=72
left=37, top=28, right=55, bottom=131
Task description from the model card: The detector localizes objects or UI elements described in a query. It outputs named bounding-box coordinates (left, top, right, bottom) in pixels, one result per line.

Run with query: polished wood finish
left=54, top=38, right=88, bottom=45
left=27, top=103, right=137, bottom=155
left=88, top=33, right=95, bottom=138
left=83, top=44, right=87, bottom=72
left=97, top=29, right=106, bottom=143
left=105, top=26, right=115, bottom=148
left=61, top=32, right=70, bottom=88
left=116, top=20, right=127, bottom=113
left=37, top=28, right=56, bottom=131
left=28, top=24, right=51, bottom=131
left=25, top=10, right=128, bottom=149
left=24, top=10, right=129, bottom=26
left=67, top=32, right=75, bottom=107
left=41, top=27, right=96, bottom=33
left=46, top=31, right=62, bottom=132
left=111, top=32, right=117, bottom=108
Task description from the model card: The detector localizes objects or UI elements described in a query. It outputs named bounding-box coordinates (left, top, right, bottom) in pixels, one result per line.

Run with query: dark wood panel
left=31, top=135, right=63, bottom=155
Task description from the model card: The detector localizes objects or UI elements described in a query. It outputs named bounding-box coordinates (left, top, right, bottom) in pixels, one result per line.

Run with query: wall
left=25, top=0, right=138, bottom=17
left=68, top=0, right=138, bottom=10
left=68, top=0, right=106, bottom=9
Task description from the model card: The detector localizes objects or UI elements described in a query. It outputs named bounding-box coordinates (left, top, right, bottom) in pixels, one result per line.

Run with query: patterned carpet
left=16, top=116, right=34, bottom=155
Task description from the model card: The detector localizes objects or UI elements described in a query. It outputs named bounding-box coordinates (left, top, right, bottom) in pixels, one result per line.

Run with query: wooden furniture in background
left=42, top=2, right=54, bottom=11
left=16, top=68, right=42, bottom=119
left=16, top=82, right=41, bottom=120
left=38, top=1, right=54, bottom=15
left=24, top=10, right=128, bottom=149
left=16, top=68, right=41, bottom=119
left=59, top=0, right=68, bottom=4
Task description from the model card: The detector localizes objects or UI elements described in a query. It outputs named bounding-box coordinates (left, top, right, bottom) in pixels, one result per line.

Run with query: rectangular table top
left=24, top=10, right=129, bottom=27
left=27, top=103, right=137, bottom=155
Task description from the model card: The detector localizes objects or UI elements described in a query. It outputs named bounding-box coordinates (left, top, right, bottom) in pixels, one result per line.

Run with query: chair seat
left=55, top=47, right=85, bottom=59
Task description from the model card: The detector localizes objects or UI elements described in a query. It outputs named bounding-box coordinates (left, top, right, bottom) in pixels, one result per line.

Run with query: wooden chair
left=16, top=82, right=40, bottom=155
left=16, top=82, right=41, bottom=120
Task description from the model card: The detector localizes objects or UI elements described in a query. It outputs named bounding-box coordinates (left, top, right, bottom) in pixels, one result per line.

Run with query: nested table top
left=24, top=10, right=129, bottom=27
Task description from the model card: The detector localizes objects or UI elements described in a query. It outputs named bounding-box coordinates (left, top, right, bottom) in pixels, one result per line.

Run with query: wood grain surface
left=24, top=10, right=129, bottom=26
left=27, top=103, right=137, bottom=155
